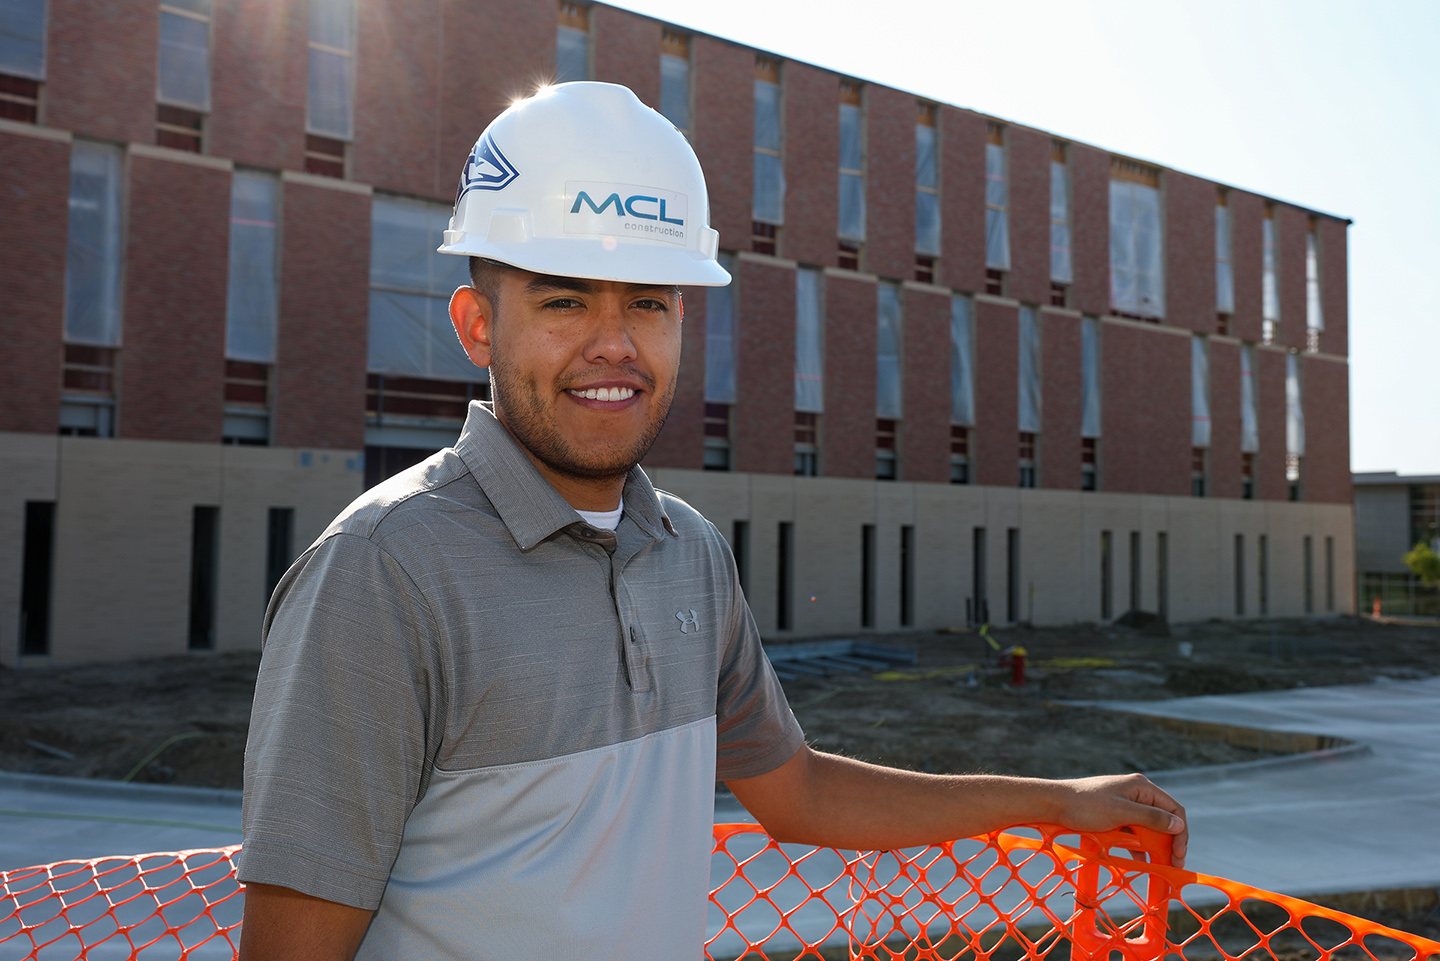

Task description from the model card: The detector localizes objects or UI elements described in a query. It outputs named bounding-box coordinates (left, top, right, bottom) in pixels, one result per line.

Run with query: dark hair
left=467, top=256, right=510, bottom=313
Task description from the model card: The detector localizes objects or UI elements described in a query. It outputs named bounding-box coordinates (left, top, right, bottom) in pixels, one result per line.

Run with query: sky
left=606, top=0, right=1440, bottom=476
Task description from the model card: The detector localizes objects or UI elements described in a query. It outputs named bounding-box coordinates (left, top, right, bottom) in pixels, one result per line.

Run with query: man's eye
left=632, top=299, right=667, bottom=312
left=545, top=297, right=584, bottom=310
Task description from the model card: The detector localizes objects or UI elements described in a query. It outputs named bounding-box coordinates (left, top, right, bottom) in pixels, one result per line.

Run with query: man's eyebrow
left=524, top=276, right=679, bottom=298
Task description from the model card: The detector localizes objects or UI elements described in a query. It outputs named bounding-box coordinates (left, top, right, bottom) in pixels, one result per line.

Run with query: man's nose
left=583, top=297, right=638, bottom=366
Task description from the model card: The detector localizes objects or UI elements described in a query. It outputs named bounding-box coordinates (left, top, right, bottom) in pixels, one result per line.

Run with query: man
left=238, top=82, right=1186, bottom=960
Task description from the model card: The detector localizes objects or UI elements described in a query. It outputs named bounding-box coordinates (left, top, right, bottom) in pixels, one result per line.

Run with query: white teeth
left=570, top=387, right=635, bottom=402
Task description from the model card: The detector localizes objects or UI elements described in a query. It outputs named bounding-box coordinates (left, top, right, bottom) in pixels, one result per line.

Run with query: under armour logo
left=676, top=609, right=700, bottom=634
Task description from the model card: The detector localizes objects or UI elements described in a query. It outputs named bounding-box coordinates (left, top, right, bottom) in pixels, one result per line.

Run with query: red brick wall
left=1069, top=143, right=1110, bottom=316
left=118, top=153, right=230, bottom=443
left=1039, top=311, right=1081, bottom=490
left=782, top=62, right=838, bottom=267
left=692, top=36, right=753, bottom=252
left=823, top=273, right=876, bottom=479
left=273, top=178, right=370, bottom=449
left=1005, top=126, right=1050, bottom=307
left=901, top=286, right=951, bottom=483
left=863, top=85, right=914, bottom=282
left=643, top=284, right=705, bottom=469
left=1302, top=355, right=1350, bottom=504
left=733, top=257, right=793, bottom=474
left=937, top=106, right=985, bottom=295
left=352, top=0, right=443, bottom=200
left=1228, top=191, right=1264, bottom=344
left=973, top=300, right=1018, bottom=487
left=1208, top=340, right=1241, bottom=499
left=208, top=0, right=306, bottom=173
left=45, top=0, right=155, bottom=145
left=1255, top=347, right=1288, bottom=501
left=1165, top=171, right=1215, bottom=334
left=592, top=6, right=660, bottom=108
left=1100, top=323, right=1190, bottom=495
left=1319, top=217, right=1348, bottom=357
left=1275, top=204, right=1309, bottom=351
left=437, top=1, right=553, bottom=201
left=0, top=131, right=69, bottom=434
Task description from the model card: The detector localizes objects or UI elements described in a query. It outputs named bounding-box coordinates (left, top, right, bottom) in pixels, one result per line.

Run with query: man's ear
left=450, top=286, right=494, bottom=369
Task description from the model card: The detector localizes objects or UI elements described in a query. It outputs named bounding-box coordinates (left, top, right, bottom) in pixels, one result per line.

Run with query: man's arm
left=238, top=883, right=375, bottom=961
left=726, top=745, right=1189, bottom=867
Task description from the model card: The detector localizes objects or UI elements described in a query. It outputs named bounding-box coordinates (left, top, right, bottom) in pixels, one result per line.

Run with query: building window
left=1082, top=437, right=1098, bottom=491
left=266, top=507, right=294, bottom=601
left=1234, top=534, right=1245, bottom=616
left=876, top=283, right=902, bottom=479
left=1303, top=534, right=1314, bottom=614
left=659, top=29, right=690, bottom=136
left=1017, top=306, right=1041, bottom=485
left=225, top=171, right=279, bottom=444
left=1109, top=158, right=1164, bottom=320
left=985, top=124, right=1009, bottom=284
left=703, top=254, right=736, bottom=470
left=1006, top=527, right=1020, bottom=624
left=837, top=79, right=865, bottom=264
left=1286, top=352, right=1304, bottom=501
left=1240, top=343, right=1259, bottom=460
left=1050, top=142, right=1071, bottom=303
left=1257, top=534, right=1268, bottom=616
left=794, top=412, right=818, bottom=477
left=1242, top=452, right=1255, bottom=501
left=777, top=522, right=793, bottom=630
left=156, top=0, right=211, bottom=151
left=1128, top=531, right=1141, bottom=613
left=795, top=267, right=823, bottom=473
left=1018, top=432, right=1036, bottom=488
left=1081, top=316, right=1101, bottom=487
left=1100, top=530, right=1113, bottom=621
left=63, top=142, right=123, bottom=436
left=556, top=1, right=588, bottom=83
left=307, top=0, right=355, bottom=147
left=1262, top=205, right=1279, bottom=344
left=1191, top=336, right=1209, bottom=496
left=971, top=527, right=988, bottom=626
left=861, top=524, right=876, bottom=629
left=188, top=506, right=220, bottom=650
left=731, top=521, right=750, bottom=594
left=0, top=0, right=46, bottom=124
left=1191, top=448, right=1207, bottom=498
left=1325, top=535, right=1335, bottom=613
left=752, top=55, right=783, bottom=254
left=915, top=101, right=940, bottom=265
left=950, top=295, right=974, bottom=483
left=1156, top=531, right=1169, bottom=619
left=1216, top=190, right=1235, bottom=325
left=900, top=525, right=915, bottom=628
left=20, top=501, right=55, bottom=656
left=1305, top=220, right=1323, bottom=353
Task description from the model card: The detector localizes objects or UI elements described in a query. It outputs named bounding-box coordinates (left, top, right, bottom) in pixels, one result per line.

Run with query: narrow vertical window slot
left=861, top=524, right=876, bottom=629
left=776, top=522, right=793, bottom=631
left=1006, top=528, right=1020, bottom=624
left=900, top=525, right=914, bottom=628
left=266, top=507, right=294, bottom=602
left=189, top=506, right=220, bottom=650
left=20, top=501, right=56, bottom=657
left=1100, top=530, right=1113, bottom=621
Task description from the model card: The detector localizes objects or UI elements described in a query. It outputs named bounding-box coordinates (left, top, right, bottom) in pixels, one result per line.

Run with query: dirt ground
left=2, top=615, right=1438, bottom=940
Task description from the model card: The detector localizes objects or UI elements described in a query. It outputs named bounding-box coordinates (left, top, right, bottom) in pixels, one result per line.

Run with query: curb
left=1144, top=741, right=1373, bottom=786
left=0, top=770, right=242, bottom=807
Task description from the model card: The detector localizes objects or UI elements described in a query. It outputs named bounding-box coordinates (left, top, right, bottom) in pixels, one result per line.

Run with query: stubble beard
left=489, top=356, right=675, bottom=483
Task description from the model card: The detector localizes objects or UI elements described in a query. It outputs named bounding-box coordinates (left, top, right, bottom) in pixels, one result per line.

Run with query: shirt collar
left=454, top=402, right=673, bottom=550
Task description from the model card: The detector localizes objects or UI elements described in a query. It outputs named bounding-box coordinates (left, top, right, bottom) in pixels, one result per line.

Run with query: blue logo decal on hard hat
left=456, top=133, right=519, bottom=201
left=563, top=181, right=689, bottom=247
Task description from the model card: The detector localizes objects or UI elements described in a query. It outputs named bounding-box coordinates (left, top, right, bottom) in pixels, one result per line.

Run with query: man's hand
left=727, top=746, right=1189, bottom=868
left=238, top=883, right=374, bottom=961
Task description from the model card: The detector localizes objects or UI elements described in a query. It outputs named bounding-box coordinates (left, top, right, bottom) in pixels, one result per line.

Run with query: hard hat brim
left=437, top=236, right=731, bottom=287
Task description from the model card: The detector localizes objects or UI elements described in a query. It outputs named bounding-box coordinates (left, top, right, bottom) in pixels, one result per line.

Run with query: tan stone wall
left=648, top=469, right=1356, bottom=639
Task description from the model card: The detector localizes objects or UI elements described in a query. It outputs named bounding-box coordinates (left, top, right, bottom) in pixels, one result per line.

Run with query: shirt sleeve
left=239, top=532, right=444, bottom=911
left=712, top=528, right=805, bottom=782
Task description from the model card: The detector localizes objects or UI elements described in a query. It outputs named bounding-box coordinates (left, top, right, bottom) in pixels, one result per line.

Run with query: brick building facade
left=0, top=0, right=1353, bottom=664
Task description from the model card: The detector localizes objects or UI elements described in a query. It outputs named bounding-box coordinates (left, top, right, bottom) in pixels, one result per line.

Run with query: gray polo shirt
left=240, top=403, right=803, bottom=959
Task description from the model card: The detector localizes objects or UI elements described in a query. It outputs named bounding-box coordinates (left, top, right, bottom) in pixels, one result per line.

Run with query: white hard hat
left=438, top=82, right=730, bottom=287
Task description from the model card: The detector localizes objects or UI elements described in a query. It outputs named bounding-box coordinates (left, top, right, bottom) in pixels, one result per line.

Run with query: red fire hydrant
left=1008, top=645, right=1027, bottom=687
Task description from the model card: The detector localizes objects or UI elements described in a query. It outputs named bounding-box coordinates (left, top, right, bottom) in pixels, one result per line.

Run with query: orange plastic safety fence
left=2, top=828, right=1437, bottom=961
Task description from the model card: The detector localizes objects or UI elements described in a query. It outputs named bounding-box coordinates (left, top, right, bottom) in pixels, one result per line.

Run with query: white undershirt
left=575, top=496, right=624, bottom=531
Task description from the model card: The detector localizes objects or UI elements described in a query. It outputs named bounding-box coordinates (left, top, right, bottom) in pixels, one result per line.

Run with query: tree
left=1403, top=541, right=1440, bottom=586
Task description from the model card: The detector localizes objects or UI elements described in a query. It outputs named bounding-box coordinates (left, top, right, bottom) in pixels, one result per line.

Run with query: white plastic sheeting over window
left=1286, top=353, right=1305, bottom=457
left=1017, top=307, right=1041, bottom=433
left=985, top=143, right=1009, bottom=270
left=704, top=255, right=735, bottom=404
left=1081, top=317, right=1101, bottom=438
left=556, top=25, right=587, bottom=83
left=368, top=197, right=476, bottom=381
left=1191, top=336, right=1211, bottom=448
left=752, top=80, right=783, bottom=224
left=0, top=0, right=47, bottom=78
left=1240, top=345, right=1259, bottom=453
left=1262, top=217, right=1280, bottom=322
left=158, top=1, right=212, bottom=110
left=307, top=0, right=354, bottom=138
left=795, top=268, right=823, bottom=412
left=1109, top=181, right=1164, bottom=318
left=838, top=103, right=865, bottom=241
left=660, top=53, right=689, bottom=133
left=1305, top=231, right=1323, bottom=331
left=65, top=143, right=124, bottom=346
left=950, top=296, right=974, bottom=425
left=876, top=284, right=902, bottom=419
left=225, top=172, right=278, bottom=363
left=1215, top=204, right=1234, bottom=314
left=915, top=124, right=940, bottom=255
left=1050, top=161, right=1072, bottom=283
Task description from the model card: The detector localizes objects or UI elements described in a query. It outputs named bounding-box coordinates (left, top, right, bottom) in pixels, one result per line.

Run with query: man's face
left=453, top=269, right=683, bottom=488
